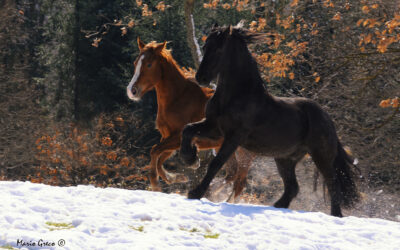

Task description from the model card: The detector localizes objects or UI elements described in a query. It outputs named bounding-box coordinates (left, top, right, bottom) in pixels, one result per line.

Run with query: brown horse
left=126, top=37, right=253, bottom=200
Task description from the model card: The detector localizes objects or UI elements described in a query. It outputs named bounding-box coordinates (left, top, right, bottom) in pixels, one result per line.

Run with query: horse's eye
left=147, top=63, right=152, bottom=68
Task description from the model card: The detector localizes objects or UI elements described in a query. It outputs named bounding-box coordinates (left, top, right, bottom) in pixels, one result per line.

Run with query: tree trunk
left=73, top=0, right=80, bottom=120
left=184, top=0, right=201, bottom=68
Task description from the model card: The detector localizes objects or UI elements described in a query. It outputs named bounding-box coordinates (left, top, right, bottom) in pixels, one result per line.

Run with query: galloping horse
left=126, top=37, right=253, bottom=200
left=180, top=24, right=360, bottom=217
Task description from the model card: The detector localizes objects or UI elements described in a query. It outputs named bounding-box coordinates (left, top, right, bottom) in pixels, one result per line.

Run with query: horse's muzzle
left=127, top=86, right=140, bottom=101
left=131, top=86, right=137, bottom=95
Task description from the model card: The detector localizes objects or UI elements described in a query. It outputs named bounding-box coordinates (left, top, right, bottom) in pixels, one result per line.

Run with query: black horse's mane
left=209, top=25, right=266, bottom=89
left=211, top=25, right=266, bottom=45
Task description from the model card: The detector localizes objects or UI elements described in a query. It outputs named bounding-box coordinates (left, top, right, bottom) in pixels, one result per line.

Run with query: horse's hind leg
left=224, top=154, right=239, bottom=183
left=309, top=149, right=342, bottom=217
left=155, top=151, right=187, bottom=184
left=148, top=133, right=181, bottom=191
left=208, top=153, right=238, bottom=197
left=226, top=165, right=250, bottom=203
left=273, top=154, right=304, bottom=209
left=227, top=147, right=255, bottom=202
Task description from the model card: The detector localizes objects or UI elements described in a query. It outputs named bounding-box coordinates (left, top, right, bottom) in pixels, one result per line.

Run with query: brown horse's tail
left=334, top=141, right=360, bottom=208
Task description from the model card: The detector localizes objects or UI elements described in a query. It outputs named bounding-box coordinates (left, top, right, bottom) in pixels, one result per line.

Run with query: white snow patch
left=0, top=181, right=399, bottom=250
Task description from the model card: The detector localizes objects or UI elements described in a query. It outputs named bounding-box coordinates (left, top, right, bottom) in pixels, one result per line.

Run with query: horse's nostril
left=132, top=87, right=137, bottom=95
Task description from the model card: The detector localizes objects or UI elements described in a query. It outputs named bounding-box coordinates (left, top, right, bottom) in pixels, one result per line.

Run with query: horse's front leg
left=188, top=133, right=242, bottom=199
left=180, top=119, right=219, bottom=165
left=148, top=133, right=182, bottom=191
left=147, top=145, right=162, bottom=191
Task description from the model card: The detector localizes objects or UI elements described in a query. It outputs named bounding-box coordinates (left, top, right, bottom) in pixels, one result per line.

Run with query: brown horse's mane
left=144, top=41, right=195, bottom=79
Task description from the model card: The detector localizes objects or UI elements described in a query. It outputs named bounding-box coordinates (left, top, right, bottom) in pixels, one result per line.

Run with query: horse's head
left=196, top=23, right=231, bottom=86
left=126, top=37, right=167, bottom=101
left=196, top=22, right=266, bottom=86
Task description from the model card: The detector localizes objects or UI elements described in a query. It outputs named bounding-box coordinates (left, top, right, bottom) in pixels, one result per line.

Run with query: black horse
left=180, top=24, right=359, bottom=217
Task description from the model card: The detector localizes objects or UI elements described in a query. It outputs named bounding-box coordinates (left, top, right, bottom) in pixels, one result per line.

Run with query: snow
left=1, top=181, right=399, bottom=250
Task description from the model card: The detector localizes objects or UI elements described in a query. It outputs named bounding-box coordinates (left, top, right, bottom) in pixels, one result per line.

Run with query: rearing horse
left=180, top=25, right=360, bottom=217
left=126, top=38, right=253, bottom=200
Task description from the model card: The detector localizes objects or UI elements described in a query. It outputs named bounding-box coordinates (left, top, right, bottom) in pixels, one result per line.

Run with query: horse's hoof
left=163, top=171, right=174, bottom=185
left=188, top=188, right=203, bottom=199
left=331, top=207, right=343, bottom=217
left=273, top=199, right=289, bottom=209
left=180, top=146, right=198, bottom=165
left=188, top=157, right=201, bottom=170
left=331, top=212, right=343, bottom=218
left=226, top=191, right=236, bottom=203
left=174, top=174, right=189, bottom=183
left=151, top=185, right=162, bottom=192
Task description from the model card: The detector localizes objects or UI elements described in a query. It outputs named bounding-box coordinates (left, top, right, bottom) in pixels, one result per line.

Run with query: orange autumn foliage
left=379, top=97, right=399, bottom=108
left=33, top=113, right=145, bottom=188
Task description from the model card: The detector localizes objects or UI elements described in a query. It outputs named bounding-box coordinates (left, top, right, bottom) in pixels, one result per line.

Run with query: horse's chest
left=206, top=104, right=240, bottom=134
left=155, top=108, right=188, bottom=138
left=214, top=109, right=243, bottom=135
left=207, top=94, right=233, bottom=118
left=155, top=115, right=174, bottom=138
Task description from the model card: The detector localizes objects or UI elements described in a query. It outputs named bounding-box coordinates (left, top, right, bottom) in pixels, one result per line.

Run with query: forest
left=0, top=0, right=399, bottom=220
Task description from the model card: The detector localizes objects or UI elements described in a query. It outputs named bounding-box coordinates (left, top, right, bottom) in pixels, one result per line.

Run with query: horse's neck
left=155, top=59, right=188, bottom=110
left=217, top=43, right=266, bottom=99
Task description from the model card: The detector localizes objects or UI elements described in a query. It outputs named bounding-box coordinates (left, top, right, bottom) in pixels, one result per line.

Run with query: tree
left=0, top=0, right=45, bottom=177
left=185, top=0, right=202, bottom=68
left=36, top=0, right=78, bottom=121
left=199, top=0, right=399, bottom=191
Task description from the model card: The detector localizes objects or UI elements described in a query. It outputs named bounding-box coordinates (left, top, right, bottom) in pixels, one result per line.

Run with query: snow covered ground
left=1, top=181, right=399, bottom=250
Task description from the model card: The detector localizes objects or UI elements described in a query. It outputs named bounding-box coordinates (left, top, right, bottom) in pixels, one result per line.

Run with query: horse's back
left=276, top=96, right=337, bottom=137
left=247, top=98, right=307, bottom=155
left=290, top=97, right=336, bottom=131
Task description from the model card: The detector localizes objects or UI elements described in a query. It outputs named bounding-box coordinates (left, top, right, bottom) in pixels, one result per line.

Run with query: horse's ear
left=155, top=41, right=167, bottom=54
left=137, top=37, right=145, bottom=51
left=212, top=23, right=219, bottom=29
left=235, top=20, right=245, bottom=29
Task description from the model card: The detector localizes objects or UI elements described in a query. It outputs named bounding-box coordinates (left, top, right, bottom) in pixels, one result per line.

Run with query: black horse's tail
left=334, top=142, right=360, bottom=208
